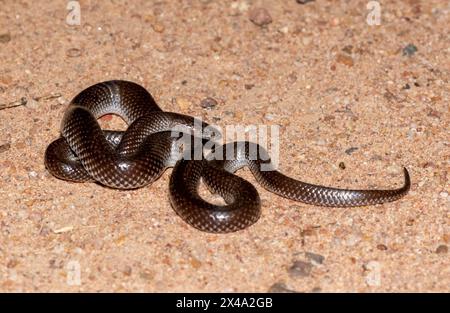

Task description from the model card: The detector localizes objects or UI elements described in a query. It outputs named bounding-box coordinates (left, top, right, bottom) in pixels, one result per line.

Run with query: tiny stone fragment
left=339, top=162, right=346, bottom=170
left=6, top=259, right=19, bottom=268
left=377, top=244, right=388, bottom=251
left=0, top=33, right=11, bottom=43
left=364, top=261, right=381, bottom=287
left=402, top=44, right=418, bottom=56
left=296, top=0, right=315, bottom=4
left=288, top=260, right=313, bottom=277
left=345, top=147, right=358, bottom=155
left=66, top=48, right=82, bottom=57
left=268, top=282, right=297, bottom=293
left=336, top=54, right=354, bottom=67
left=152, top=22, right=165, bottom=33
left=249, top=8, right=272, bottom=26
left=200, top=97, right=218, bottom=109
left=122, top=265, right=132, bottom=276
left=305, top=252, right=325, bottom=265
left=435, top=245, right=448, bottom=254
left=0, top=143, right=11, bottom=153
left=342, top=45, right=353, bottom=54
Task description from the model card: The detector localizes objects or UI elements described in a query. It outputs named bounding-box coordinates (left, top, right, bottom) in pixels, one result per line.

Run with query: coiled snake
left=45, top=80, right=410, bottom=233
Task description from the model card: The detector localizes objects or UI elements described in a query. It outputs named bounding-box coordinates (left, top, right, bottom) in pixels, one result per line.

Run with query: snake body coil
left=45, top=80, right=410, bottom=233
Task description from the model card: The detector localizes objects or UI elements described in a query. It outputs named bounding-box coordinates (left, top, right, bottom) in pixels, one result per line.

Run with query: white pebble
left=265, top=113, right=275, bottom=121
left=364, top=261, right=381, bottom=287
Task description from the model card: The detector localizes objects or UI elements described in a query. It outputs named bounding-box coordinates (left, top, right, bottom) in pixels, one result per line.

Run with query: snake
left=45, top=80, right=411, bottom=233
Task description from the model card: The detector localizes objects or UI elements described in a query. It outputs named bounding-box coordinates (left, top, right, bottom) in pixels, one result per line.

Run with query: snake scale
left=45, top=80, right=410, bottom=233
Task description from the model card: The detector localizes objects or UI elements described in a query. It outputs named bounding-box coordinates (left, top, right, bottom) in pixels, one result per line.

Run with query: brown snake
left=45, top=80, right=411, bottom=233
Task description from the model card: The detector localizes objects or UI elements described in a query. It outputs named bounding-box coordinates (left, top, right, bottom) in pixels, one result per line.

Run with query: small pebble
left=342, top=45, right=353, bottom=54
left=279, top=26, right=289, bottom=34
left=268, top=282, right=297, bottom=293
left=439, top=191, right=448, bottom=198
left=288, top=260, right=313, bottom=277
left=175, top=97, right=192, bottom=111
left=151, top=22, right=165, bottom=33
left=57, top=96, right=68, bottom=105
left=139, top=269, right=155, bottom=280
left=200, top=97, right=218, bottom=109
left=264, top=113, right=275, bottom=121
left=287, top=72, right=297, bottom=84
left=402, top=44, right=418, bottom=56
left=336, top=54, right=354, bottom=67
left=26, top=98, right=39, bottom=109
left=377, top=244, right=388, bottom=251
left=122, top=265, right=132, bottom=276
left=28, top=171, right=38, bottom=178
left=345, top=147, right=358, bottom=155
left=269, top=95, right=279, bottom=104
left=6, top=259, right=19, bottom=268
left=66, top=48, right=82, bottom=57
left=0, top=143, right=11, bottom=153
left=338, top=162, right=346, bottom=170
left=364, top=261, right=381, bottom=287
left=296, top=0, right=315, bottom=4
left=0, top=33, right=11, bottom=43
left=305, top=252, right=325, bottom=265
left=248, top=8, right=272, bottom=27
left=435, top=245, right=448, bottom=254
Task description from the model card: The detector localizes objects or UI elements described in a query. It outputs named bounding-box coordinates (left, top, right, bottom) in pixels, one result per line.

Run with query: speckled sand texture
left=0, top=0, right=449, bottom=292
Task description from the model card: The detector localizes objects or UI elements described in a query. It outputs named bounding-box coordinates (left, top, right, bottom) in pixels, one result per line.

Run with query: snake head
left=168, top=113, right=222, bottom=142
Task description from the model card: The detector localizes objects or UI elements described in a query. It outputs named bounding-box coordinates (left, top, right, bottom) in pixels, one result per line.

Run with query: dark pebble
left=345, top=147, right=358, bottom=155
left=268, top=282, right=297, bottom=293
left=435, top=245, right=448, bottom=254
left=377, top=244, right=388, bottom=251
left=0, top=33, right=11, bottom=43
left=288, top=260, right=313, bottom=277
left=402, top=44, right=418, bottom=56
left=0, top=143, right=11, bottom=153
left=248, top=8, right=272, bottom=27
left=342, top=45, right=353, bottom=54
left=402, top=83, right=411, bottom=90
left=296, top=0, right=315, bottom=4
left=305, top=252, right=325, bottom=265
left=245, top=84, right=255, bottom=90
left=66, top=48, right=82, bottom=57
left=200, top=97, right=218, bottom=109
left=339, top=162, right=346, bottom=170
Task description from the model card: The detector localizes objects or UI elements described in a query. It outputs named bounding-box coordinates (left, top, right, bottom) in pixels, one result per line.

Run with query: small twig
left=0, top=97, right=27, bottom=110
left=0, top=92, right=62, bottom=111
left=33, top=93, right=62, bottom=102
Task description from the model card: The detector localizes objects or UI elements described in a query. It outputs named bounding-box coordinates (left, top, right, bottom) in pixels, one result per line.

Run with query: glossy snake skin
left=45, top=80, right=411, bottom=233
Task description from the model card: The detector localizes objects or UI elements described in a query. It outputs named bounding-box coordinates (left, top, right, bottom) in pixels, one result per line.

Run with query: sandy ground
left=0, top=0, right=448, bottom=292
